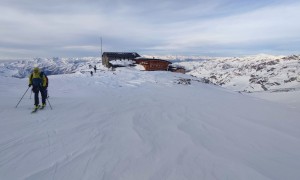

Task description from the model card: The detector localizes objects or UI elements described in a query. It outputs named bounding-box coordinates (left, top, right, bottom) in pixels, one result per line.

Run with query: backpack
left=40, top=71, right=48, bottom=88
left=30, top=71, right=48, bottom=88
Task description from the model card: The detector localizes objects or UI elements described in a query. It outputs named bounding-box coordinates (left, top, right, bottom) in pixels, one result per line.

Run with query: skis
left=31, top=106, right=40, bottom=113
left=31, top=105, right=45, bottom=113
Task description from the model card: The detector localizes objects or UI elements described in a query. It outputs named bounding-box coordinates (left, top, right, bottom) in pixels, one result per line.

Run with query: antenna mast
left=101, top=37, right=103, bottom=59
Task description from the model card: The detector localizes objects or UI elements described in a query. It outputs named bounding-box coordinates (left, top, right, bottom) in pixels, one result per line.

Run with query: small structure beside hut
left=102, top=52, right=182, bottom=72
left=168, top=65, right=186, bottom=74
left=134, top=58, right=172, bottom=71
left=102, top=52, right=140, bottom=68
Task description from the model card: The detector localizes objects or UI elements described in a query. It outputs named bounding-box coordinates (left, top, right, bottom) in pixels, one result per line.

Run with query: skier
left=94, top=65, right=97, bottom=73
left=28, top=67, right=48, bottom=110
left=90, top=71, right=93, bottom=76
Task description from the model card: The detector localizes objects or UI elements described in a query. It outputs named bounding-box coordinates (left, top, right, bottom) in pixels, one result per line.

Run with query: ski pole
left=15, top=87, right=30, bottom=108
left=30, top=90, right=32, bottom=99
left=46, top=98, right=53, bottom=110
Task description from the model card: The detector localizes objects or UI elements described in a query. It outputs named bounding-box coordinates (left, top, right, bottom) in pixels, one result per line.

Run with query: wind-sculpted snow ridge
left=174, top=54, right=300, bottom=92
left=0, top=57, right=101, bottom=78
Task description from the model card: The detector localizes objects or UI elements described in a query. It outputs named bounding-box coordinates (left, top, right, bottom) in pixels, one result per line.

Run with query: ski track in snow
left=0, top=66, right=300, bottom=180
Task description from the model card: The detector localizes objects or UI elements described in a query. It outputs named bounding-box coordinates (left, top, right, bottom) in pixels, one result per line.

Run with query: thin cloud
left=0, top=0, right=299, bottom=58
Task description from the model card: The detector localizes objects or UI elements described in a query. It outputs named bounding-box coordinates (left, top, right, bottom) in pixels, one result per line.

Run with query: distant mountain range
left=1, top=54, right=299, bottom=93
left=0, top=57, right=101, bottom=78
left=172, top=54, right=300, bottom=92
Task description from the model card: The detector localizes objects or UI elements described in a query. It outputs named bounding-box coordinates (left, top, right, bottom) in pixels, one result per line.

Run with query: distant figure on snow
left=29, top=67, right=48, bottom=109
left=90, top=71, right=93, bottom=76
left=94, top=65, right=97, bottom=73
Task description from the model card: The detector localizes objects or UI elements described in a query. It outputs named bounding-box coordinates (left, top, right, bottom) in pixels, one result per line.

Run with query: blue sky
left=0, top=0, right=300, bottom=58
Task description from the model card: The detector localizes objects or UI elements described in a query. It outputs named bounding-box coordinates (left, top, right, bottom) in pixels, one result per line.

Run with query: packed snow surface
left=1, top=64, right=300, bottom=180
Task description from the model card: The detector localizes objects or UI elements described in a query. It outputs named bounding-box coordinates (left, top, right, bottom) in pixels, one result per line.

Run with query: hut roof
left=102, top=52, right=140, bottom=59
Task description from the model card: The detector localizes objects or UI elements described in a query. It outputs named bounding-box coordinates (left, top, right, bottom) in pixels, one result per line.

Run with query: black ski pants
left=32, top=86, right=47, bottom=106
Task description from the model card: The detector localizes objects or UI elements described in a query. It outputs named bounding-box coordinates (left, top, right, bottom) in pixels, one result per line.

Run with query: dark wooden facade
left=102, top=52, right=140, bottom=67
left=134, top=58, right=172, bottom=71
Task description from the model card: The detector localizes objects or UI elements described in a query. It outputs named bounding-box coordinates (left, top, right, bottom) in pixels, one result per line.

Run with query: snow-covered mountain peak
left=174, top=54, right=300, bottom=93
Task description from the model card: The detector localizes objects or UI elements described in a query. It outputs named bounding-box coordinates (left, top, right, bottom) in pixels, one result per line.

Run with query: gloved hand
left=28, top=84, right=32, bottom=87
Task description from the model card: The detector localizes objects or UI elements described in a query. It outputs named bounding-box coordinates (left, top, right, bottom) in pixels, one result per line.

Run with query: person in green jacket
left=29, top=67, right=47, bottom=109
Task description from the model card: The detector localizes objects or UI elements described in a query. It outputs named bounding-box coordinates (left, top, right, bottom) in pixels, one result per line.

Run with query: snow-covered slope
left=1, top=65, right=300, bottom=180
left=174, top=54, right=300, bottom=93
